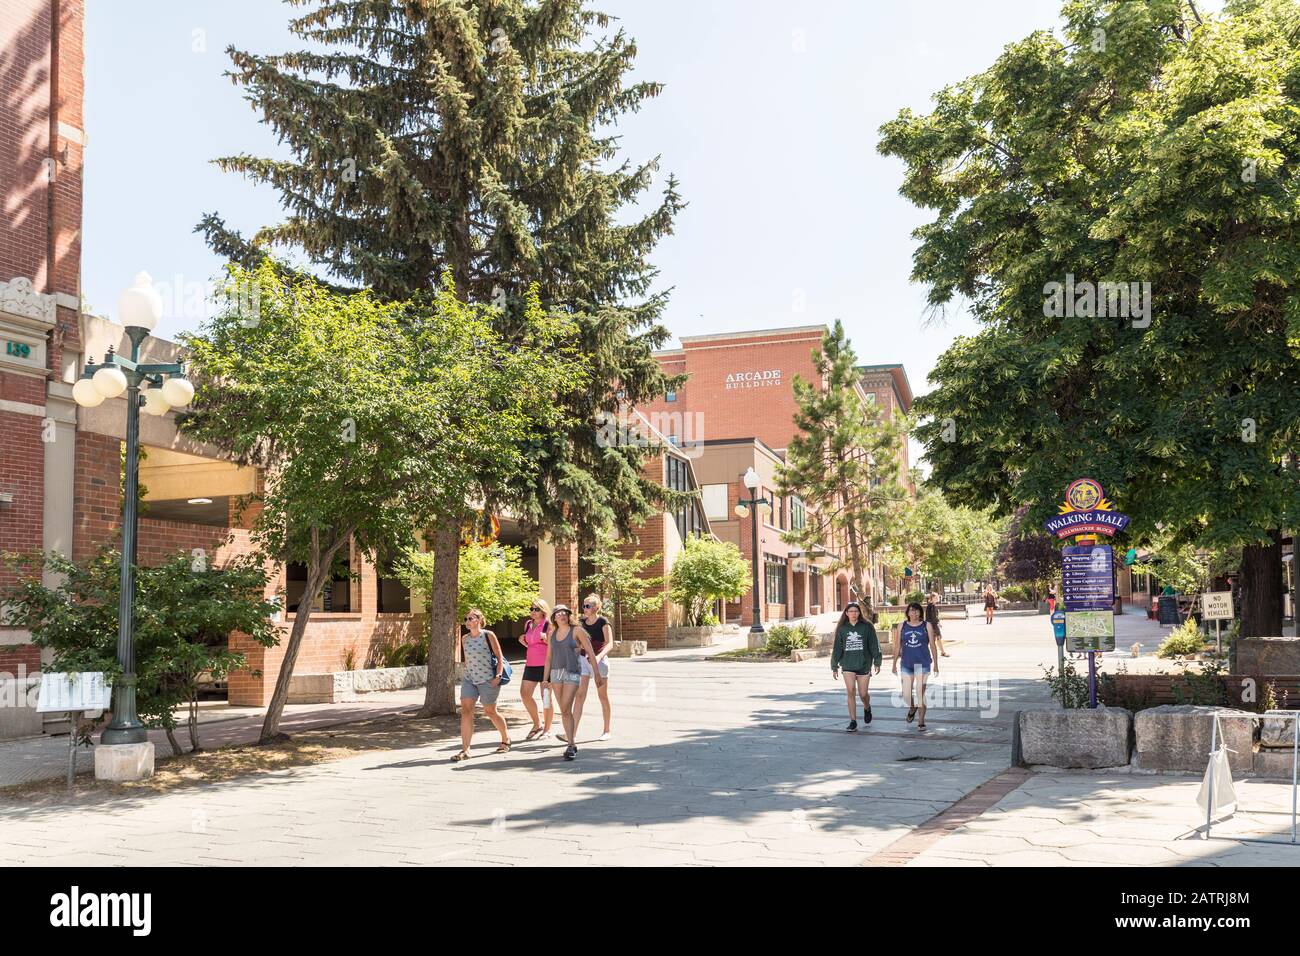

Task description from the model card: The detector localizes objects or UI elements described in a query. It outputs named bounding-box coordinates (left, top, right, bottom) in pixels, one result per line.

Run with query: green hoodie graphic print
left=832, top=620, right=881, bottom=674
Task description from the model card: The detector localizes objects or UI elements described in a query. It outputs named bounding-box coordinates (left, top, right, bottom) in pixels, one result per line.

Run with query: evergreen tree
left=201, top=0, right=685, bottom=713
left=777, top=322, right=910, bottom=614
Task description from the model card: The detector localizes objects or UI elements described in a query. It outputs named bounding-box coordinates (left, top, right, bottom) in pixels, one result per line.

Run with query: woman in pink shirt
left=518, top=599, right=554, bottom=740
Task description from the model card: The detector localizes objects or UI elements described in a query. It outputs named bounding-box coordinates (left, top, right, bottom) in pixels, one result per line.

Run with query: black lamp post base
left=100, top=726, right=149, bottom=746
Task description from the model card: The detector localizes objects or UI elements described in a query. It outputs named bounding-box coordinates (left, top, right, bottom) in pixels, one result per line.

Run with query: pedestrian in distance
left=568, top=593, right=614, bottom=742
left=892, top=601, right=939, bottom=732
left=544, top=604, right=602, bottom=761
left=984, top=586, right=997, bottom=624
left=831, top=600, right=881, bottom=732
left=518, top=598, right=554, bottom=741
left=1047, top=589, right=1057, bottom=614
left=926, top=591, right=950, bottom=657
left=451, top=608, right=511, bottom=762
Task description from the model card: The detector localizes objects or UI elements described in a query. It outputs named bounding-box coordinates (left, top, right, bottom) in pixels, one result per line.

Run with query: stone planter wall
left=665, top=625, right=726, bottom=649
left=606, top=640, right=647, bottom=658
left=1018, top=707, right=1132, bottom=769
left=1133, top=705, right=1254, bottom=773
left=1233, top=637, right=1300, bottom=676
left=287, top=664, right=427, bottom=704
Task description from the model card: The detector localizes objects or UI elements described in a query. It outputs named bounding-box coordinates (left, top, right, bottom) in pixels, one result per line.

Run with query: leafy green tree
left=668, top=535, right=750, bottom=626
left=580, top=536, right=665, bottom=640
left=181, top=263, right=572, bottom=735
left=895, top=485, right=1003, bottom=590
left=2, top=549, right=278, bottom=755
left=1131, top=538, right=1238, bottom=596
left=402, top=540, right=539, bottom=630
left=200, top=0, right=686, bottom=694
left=879, top=0, right=1300, bottom=636
left=996, top=507, right=1062, bottom=601
left=777, top=321, right=910, bottom=614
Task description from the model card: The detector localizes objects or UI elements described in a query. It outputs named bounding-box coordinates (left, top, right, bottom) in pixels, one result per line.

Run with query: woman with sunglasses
left=569, top=594, right=613, bottom=742
left=451, top=608, right=511, bottom=762
left=518, top=599, right=554, bottom=740
left=891, top=601, right=939, bottom=732
left=831, top=601, right=881, bottom=732
left=543, top=604, right=601, bottom=761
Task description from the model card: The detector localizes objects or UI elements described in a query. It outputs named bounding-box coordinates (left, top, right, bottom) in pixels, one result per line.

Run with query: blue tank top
left=900, top=621, right=931, bottom=662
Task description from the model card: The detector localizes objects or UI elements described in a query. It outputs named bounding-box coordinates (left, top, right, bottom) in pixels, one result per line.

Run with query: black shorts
left=522, top=665, right=546, bottom=683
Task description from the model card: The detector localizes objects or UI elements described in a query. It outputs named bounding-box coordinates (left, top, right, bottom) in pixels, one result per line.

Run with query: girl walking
left=451, top=608, right=511, bottom=762
left=571, top=594, right=614, bottom=742
left=892, top=601, right=939, bottom=732
left=544, top=604, right=603, bottom=761
left=984, top=587, right=997, bottom=624
left=831, top=601, right=881, bottom=732
left=518, top=599, right=554, bottom=740
left=926, top=591, right=950, bottom=657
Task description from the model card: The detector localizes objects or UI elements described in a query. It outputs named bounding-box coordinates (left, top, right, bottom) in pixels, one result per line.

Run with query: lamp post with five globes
left=72, top=273, right=194, bottom=746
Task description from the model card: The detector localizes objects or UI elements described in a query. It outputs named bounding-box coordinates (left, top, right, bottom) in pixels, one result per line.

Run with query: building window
left=286, top=552, right=353, bottom=613
left=666, top=454, right=703, bottom=540
left=764, top=553, right=788, bottom=607
left=377, top=548, right=411, bottom=614
left=790, top=496, right=806, bottom=531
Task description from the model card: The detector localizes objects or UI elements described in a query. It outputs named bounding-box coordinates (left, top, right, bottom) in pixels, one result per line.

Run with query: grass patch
left=710, top=647, right=788, bottom=662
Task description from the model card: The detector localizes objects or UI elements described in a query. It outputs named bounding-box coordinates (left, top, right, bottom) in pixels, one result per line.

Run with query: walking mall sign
left=1042, top=478, right=1131, bottom=539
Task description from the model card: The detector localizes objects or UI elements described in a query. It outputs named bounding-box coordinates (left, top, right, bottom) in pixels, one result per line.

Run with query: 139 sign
left=5, top=341, right=32, bottom=359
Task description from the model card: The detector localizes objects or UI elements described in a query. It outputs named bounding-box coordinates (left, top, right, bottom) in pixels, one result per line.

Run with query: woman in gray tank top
left=543, top=605, right=599, bottom=761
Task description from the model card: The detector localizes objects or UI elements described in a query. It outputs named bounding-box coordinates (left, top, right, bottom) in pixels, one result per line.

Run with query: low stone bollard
left=1018, top=707, right=1132, bottom=769
left=1134, top=705, right=1253, bottom=773
left=1259, top=710, right=1298, bottom=749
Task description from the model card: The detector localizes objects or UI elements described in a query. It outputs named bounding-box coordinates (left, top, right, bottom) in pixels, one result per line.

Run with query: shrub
left=999, top=584, right=1030, bottom=602
left=669, top=536, right=749, bottom=626
left=1157, top=618, right=1206, bottom=659
left=1041, top=659, right=1092, bottom=708
left=876, top=611, right=903, bottom=633
left=1170, top=658, right=1227, bottom=706
left=765, top=622, right=813, bottom=656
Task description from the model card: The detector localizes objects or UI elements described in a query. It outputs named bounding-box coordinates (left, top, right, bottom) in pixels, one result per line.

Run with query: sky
left=83, top=0, right=1071, bottom=406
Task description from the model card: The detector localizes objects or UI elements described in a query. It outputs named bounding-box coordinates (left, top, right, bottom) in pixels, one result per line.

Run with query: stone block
left=1134, top=705, right=1253, bottom=773
left=1252, top=749, right=1300, bottom=778
left=606, top=640, right=646, bottom=658
left=94, top=742, right=155, bottom=782
left=1233, top=636, right=1300, bottom=676
left=665, top=626, right=725, bottom=649
left=1259, top=710, right=1299, bottom=749
left=287, top=673, right=337, bottom=704
left=1018, top=707, right=1132, bottom=769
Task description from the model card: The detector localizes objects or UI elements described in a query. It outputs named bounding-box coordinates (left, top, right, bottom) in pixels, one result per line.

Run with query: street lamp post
left=73, top=273, right=194, bottom=751
left=734, top=467, right=771, bottom=639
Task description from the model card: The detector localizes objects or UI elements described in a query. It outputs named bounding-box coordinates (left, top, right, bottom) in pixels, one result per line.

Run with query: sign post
left=36, top=673, right=112, bottom=789
left=1044, top=479, right=1129, bottom=710
left=1201, top=591, right=1234, bottom=658
left=1051, top=610, right=1067, bottom=709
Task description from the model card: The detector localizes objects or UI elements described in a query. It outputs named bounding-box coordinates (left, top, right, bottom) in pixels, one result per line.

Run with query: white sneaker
left=597, top=732, right=611, bottom=741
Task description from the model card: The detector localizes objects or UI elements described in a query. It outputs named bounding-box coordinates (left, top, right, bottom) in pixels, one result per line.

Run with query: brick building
left=638, top=325, right=913, bottom=624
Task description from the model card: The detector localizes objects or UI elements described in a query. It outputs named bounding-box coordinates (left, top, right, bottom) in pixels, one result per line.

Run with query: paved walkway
left=3, top=608, right=1294, bottom=866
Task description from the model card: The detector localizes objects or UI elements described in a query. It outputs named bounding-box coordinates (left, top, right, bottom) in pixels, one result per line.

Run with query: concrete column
left=40, top=382, right=77, bottom=668
left=537, top=538, right=556, bottom=607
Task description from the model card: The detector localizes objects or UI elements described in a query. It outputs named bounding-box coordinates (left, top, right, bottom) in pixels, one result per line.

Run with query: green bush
left=876, top=611, right=903, bottom=633
left=765, top=621, right=813, bottom=656
left=999, top=584, right=1030, bottom=602
left=669, top=535, right=750, bottom=626
left=903, top=590, right=926, bottom=605
left=1157, top=618, right=1206, bottom=659
left=1041, top=659, right=1092, bottom=708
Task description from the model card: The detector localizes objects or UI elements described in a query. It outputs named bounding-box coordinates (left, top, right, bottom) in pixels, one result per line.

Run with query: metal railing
left=1203, top=711, right=1300, bottom=845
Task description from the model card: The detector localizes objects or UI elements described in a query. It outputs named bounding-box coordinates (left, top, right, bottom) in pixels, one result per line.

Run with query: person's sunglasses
left=583, top=602, right=596, bottom=609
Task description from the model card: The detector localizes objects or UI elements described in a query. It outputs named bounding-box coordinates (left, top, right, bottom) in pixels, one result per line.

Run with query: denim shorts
left=461, top=677, right=500, bottom=706
left=549, top=668, right=580, bottom=686
left=580, top=656, right=609, bottom=679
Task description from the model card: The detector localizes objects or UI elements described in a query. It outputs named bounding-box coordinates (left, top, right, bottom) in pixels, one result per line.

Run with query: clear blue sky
left=83, top=0, right=1069, bottom=403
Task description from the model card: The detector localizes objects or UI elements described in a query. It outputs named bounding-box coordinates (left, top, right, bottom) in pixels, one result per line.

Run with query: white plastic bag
left=1196, top=746, right=1237, bottom=820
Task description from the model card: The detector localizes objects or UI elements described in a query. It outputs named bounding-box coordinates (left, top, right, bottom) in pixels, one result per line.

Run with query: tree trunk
left=187, top=695, right=202, bottom=752
left=1240, top=530, right=1284, bottom=637
left=165, top=728, right=182, bottom=757
left=419, top=522, right=460, bottom=717
left=259, top=575, right=322, bottom=743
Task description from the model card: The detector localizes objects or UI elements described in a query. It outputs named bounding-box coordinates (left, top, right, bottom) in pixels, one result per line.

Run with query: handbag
left=486, top=633, right=513, bottom=685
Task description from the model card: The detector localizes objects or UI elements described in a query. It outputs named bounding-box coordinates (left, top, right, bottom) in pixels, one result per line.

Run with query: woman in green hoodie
left=831, top=601, right=881, bottom=732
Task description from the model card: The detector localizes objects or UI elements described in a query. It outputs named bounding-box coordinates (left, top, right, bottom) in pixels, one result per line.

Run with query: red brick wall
left=641, top=328, right=825, bottom=451
left=612, top=456, right=672, bottom=648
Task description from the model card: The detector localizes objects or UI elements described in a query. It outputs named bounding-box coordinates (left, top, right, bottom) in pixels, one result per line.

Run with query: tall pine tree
left=777, top=322, right=910, bottom=615
left=200, top=0, right=684, bottom=714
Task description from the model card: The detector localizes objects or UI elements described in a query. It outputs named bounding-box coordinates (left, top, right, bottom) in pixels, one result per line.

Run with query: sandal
left=917, top=721, right=928, bottom=732
left=906, top=705, right=917, bottom=723
left=495, top=741, right=511, bottom=754
left=524, top=727, right=542, bottom=742
left=451, top=750, right=470, bottom=762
